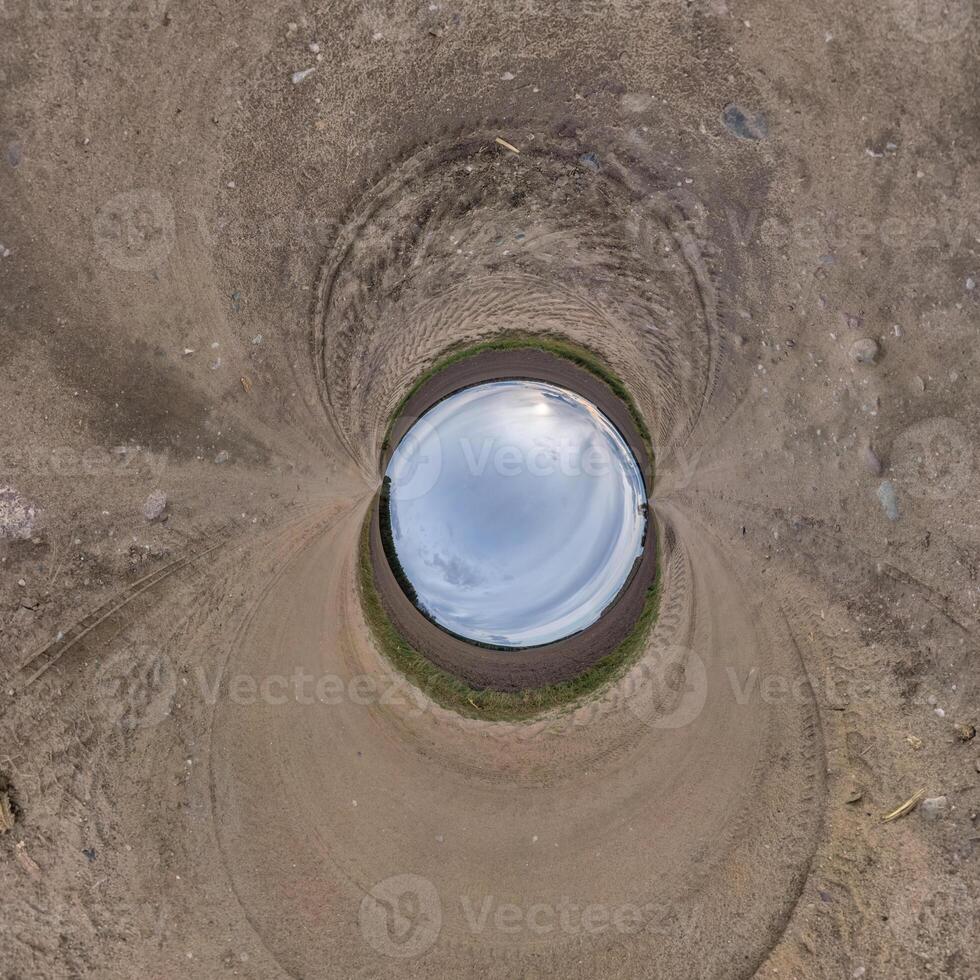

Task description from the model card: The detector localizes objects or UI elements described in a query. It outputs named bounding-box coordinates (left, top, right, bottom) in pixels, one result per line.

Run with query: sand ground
left=1, top=1, right=978, bottom=977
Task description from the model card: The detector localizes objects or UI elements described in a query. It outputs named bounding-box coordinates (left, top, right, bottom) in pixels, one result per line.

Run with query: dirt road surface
left=1, top=1, right=978, bottom=977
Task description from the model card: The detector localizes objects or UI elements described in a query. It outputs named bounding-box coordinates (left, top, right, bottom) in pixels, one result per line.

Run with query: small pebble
left=214, top=450, right=230, bottom=465
left=850, top=338, right=879, bottom=365
left=292, top=67, right=316, bottom=84
left=500, top=71, right=515, bottom=81
left=966, top=277, right=976, bottom=291
left=0, top=484, right=37, bottom=540
left=722, top=104, right=768, bottom=140
left=143, top=490, right=167, bottom=522
left=920, top=796, right=949, bottom=820
left=877, top=481, right=900, bottom=521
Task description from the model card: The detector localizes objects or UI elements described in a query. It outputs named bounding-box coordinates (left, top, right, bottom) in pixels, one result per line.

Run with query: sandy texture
left=1, top=1, right=978, bottom=978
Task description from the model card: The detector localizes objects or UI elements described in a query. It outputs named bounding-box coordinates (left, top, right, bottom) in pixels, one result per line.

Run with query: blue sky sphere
left=385, top=380, right=647, bottom=647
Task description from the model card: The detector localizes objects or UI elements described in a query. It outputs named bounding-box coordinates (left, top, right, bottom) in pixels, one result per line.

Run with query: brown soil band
left=369, top=348, right=657, bottom=691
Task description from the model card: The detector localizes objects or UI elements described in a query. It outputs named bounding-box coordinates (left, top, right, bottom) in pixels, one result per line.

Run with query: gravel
left=143, top=490, right=168, bottom=521
left=0, top=486, right=37, bottom=540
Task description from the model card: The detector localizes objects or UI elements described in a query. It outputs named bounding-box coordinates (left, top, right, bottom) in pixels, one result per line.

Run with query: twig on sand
left=0, top=794, right=14, bottom=833
left=15, top=842, right=42, bottom=879
left=882, top=788, right=925, bottom=823
left=494, top=136, right=520, bottom=154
